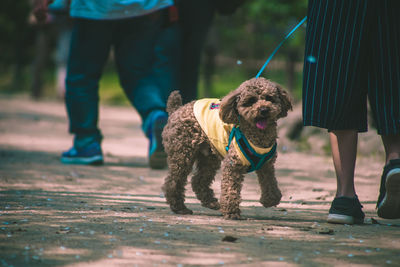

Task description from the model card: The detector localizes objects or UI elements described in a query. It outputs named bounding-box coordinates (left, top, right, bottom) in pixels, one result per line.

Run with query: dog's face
left=219, top=77, right=292, bottom=129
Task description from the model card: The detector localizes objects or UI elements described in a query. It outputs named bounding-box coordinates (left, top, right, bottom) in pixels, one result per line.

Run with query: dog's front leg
left=220, top=152, right=247, bottom=220
left=256, top=159, right=282, bottom=208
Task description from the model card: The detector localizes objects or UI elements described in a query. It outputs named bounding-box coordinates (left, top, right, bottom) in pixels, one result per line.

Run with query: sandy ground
left=0, top=95, right=399, bottom=267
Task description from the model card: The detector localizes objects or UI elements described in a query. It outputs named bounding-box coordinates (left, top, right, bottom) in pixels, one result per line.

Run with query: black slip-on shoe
left=327, top=196, right=365, bottom=225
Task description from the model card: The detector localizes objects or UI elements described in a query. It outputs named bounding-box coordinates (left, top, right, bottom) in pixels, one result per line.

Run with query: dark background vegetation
left=0, top=0, right=308, bottom=105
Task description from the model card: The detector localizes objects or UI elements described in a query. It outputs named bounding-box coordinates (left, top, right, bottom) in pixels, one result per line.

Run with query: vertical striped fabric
left=302, top=0, right=400, bottom=135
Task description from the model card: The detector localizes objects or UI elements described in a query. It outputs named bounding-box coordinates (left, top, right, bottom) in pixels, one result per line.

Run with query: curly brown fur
left=166, top=90, right=182, bottom=114
left=162, top=77, right=292, bottom=219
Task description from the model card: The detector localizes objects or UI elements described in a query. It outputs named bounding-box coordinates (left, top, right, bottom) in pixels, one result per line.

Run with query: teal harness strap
left=226, top=126, right=237, bottom=152
left=225, top=126, right=277, bottom=173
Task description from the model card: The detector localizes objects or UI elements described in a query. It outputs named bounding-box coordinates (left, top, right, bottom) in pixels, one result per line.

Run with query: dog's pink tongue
left=256, top=120, right=267, bottom=130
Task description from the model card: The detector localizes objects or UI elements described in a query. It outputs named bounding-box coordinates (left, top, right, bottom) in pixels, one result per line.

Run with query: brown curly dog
left=162, top=77, right=292, bottom=219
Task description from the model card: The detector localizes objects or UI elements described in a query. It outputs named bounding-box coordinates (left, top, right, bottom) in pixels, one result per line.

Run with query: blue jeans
left=65, top=12, right=174, bottom=148
left=136, top=22, right=182, bottom=135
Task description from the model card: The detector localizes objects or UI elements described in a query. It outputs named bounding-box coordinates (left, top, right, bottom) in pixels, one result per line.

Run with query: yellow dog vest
left=193, top=98, right=276, bottom=171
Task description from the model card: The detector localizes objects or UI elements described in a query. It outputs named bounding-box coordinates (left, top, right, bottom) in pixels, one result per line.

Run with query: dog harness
left=193, top=98, right=277, bottom=172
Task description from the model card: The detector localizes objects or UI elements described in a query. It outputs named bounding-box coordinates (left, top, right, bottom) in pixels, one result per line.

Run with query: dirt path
left=1, top=95, right=399, bottom=267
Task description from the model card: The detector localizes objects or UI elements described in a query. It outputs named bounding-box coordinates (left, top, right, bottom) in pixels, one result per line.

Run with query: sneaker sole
left=327, top=213, right=364, bottom=225
left=61, top=155, right=104, bottom=165
left=377, top=168, right=400, bottom=219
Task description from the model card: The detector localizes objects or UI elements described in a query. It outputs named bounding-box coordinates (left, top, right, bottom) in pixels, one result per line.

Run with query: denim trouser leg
left=150, top=23, right=181, bottom=103
left=132, top=23, right=182, bottom=134
left=113, top=13, right=169, bottom=125
left=65, top=19, right=112, bottom=149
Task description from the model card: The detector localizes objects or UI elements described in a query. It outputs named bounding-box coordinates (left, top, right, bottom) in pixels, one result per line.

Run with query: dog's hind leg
left=191, top=152, right=221, bottom=210
left=162, top=153, right=195, bottom=215
left=256, top=161, right=282, bottom=208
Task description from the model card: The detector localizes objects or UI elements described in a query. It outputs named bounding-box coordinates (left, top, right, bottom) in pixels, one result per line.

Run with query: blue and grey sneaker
left=377, top=159, right=400, bottom=219
left=61, top=142, right=103, bottom=165
left=327, top=196, right=365, bottom=224
left=144, top=110, right=168, bottom=169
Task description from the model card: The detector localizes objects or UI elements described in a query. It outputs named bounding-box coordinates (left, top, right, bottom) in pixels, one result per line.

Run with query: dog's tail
left=166, top=90, right=183, bottom=115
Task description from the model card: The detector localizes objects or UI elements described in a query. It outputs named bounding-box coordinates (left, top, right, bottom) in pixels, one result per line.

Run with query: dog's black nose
left=260, top=107, right=269, bottom=117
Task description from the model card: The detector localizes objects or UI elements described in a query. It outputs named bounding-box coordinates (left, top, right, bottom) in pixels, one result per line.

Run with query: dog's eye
left=243, top=97, right=257, bottom=107
left=263, top=95, right=275, bottom=103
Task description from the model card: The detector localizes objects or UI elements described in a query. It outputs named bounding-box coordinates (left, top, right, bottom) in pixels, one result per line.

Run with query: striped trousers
left=302, top=0, right=400, bottom=135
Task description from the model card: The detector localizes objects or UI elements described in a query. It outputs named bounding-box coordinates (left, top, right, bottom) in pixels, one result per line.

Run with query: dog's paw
left=260, top=196, right=281, bottom=208
left=202, top=201, right=220, bottom=210
left=223, top=213, right=242, bottom=220
left=173, top=207, right=193, bottom=215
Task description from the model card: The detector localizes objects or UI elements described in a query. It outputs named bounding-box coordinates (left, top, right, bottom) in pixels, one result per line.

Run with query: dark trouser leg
left=65, top=19, right=112, bottom=149
left=179, top=0, right=215, bottom=103
left=113, top=12, right=167, bottom=128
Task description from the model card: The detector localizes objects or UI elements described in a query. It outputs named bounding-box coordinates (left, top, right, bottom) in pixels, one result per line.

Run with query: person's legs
left=138, top=20, right=181, bottom=169
left=113, top=12, right=165, bottom=123
left=62, top=19, right=112, bottom=164
left=376, top=135, right=400, bottom=219
left=303, top=0, right=370, bottom=224
left=367, top=1, right=400, bottom=219
left=382, top=135, right=400, bottom=164
left=327, top=130, right=364, bottom=224
left=113, top=11, right=171, bottom=169
left=150, top=23, right=181, bottom=103
left=178, top=0, right=215, bottom=103
left=329, top=130, right=358, bottom=198
left=135, top=20, right=181, bottom=137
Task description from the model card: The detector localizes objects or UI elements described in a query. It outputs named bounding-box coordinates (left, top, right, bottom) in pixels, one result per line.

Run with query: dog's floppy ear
left=277, top=85, right=293, bottom=118
left=219, top=89, right=241, bottom=124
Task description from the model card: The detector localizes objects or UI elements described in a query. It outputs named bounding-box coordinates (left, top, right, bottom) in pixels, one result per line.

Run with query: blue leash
left=255, top=16, right=307, bottom=78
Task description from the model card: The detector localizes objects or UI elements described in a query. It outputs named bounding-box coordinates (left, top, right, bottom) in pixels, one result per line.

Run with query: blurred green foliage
left=0, top=0, right=308, bottom=104
left=0, top=0, right=32, bottom=66
left=216, top=0, right=307, bottom=58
